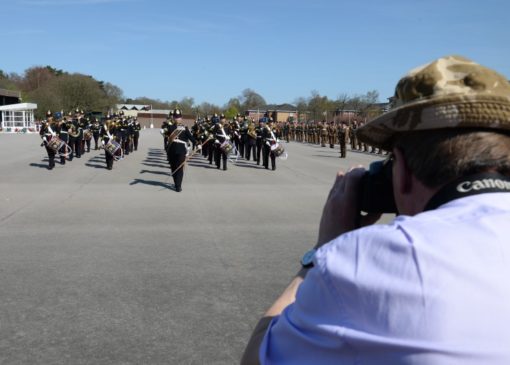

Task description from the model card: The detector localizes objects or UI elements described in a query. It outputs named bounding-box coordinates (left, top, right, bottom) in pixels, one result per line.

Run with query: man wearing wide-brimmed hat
left=242, top=55, right=510, bottom=365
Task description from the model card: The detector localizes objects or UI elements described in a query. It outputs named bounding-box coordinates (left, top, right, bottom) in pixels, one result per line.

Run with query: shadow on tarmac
left=129, top=178, right=176, bottom=191
left=144, top=157, right=168, bottom=163
left=147, top=148, right=166, bottom=155
left=187, top=162, right=219, bottom=169
left=85, top=163, right=107, bottom=169
left=141, top=162, right=169, bottom=169
left=29, top=162, right=50, bottom=169
left=312, top=154, right=342, bottom=159
left=232, top=161, right=265, bottom=169
left=147, top=151, right=166, bottom=156
left=140, top=169, right=171, bottom=176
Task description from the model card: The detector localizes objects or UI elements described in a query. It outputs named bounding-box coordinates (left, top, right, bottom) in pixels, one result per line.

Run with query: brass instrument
left=69, top=124, right=79, bottom=138
left=247, top=124, right=257, bottom=139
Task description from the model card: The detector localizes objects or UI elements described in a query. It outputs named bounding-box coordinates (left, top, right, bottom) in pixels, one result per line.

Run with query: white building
left=0, top=103, right=38, bottom=132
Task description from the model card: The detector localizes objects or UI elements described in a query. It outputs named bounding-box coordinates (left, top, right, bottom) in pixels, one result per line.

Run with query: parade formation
left=39, top=109, right=141, bottom=171
left=38, top=106, right=387, bottom=192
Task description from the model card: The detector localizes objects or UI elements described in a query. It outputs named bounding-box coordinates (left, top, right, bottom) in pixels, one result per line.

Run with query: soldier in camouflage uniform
left=337, top=122, right=347, bottom=158
left=327, top=121, right=336, bottom=148
left=290, top=122, right=296, bottom=142
left=350, top=120, right=359, bottom=150
left=320, top=121, right=328, bottom=147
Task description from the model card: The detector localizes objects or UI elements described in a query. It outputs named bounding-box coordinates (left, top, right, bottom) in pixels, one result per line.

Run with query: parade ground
left=0, top=130, right=387, bottom=364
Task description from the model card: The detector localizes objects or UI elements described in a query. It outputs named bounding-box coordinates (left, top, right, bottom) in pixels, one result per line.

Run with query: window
left=1, top=110, right=35, bottom=128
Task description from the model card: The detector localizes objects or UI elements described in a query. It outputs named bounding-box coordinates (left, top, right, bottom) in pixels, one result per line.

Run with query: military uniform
left=262, top=122, right=278, bottom=170
left=213, top=115, right=231, bottom=170
left=91, top=119, right=101, bottom=150
left=350, top=121, right=358, bottom=150
left=39, top=111, right=57, bottom=169
left=82, top=118, right=92, bottom=153
left=337, top=123, right=347, bottom=158
left=255, top=118, right=267, bottom=165
left=239, top=116, right=249, bottom=158
left=296, top=123, right=302, bottom=142
left=57, top=118, right=69, bottom=164
left=231, top=117, right=242, bottom=157
left=166, top=109, right=195, bottom=192
left=320, top=122, right=328, bottom=147
left=100, top=120, right=117, bottom=170
left=208, top=114, right=219, bottom=164
left=71, top=110, right=83, bottom=158
left=327, top=122, right=336, bottom=148
left=245, top=120, right=257, bottom=161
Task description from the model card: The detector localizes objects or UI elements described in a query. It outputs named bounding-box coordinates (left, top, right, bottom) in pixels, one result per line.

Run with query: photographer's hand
left=316, top=167, right=381, bottom=248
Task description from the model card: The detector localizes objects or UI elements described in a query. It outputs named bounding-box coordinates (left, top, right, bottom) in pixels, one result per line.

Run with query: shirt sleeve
left=259, top=260, right=356, bottom=365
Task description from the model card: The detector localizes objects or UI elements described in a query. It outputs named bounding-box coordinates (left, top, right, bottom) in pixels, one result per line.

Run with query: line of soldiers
left=39, top=109, right=141, bottom=170
left=282, top=120, right=384, bottom=158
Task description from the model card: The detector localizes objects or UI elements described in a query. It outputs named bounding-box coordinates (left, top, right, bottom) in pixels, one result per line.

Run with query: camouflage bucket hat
left=357, top=55, right=510, bottom=150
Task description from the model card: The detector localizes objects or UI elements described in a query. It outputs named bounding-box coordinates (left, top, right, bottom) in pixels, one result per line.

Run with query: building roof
left=0, top=103, right=37, bottom=111
left=116, top=104, right=151, bottom=111
left=0, top=88, right=21, bottom=98
left=265, top=103, right=298, bottom=111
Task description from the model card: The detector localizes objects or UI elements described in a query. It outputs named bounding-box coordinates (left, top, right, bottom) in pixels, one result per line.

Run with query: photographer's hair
left=393, top=129, right=510, bottom=188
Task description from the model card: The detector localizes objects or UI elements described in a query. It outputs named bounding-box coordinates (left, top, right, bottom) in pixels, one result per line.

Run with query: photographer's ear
left=393, top=148, right=413, bottom=195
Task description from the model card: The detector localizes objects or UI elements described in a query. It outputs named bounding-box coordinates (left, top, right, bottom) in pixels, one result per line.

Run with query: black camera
left=358, top=158, right=398, bottom=214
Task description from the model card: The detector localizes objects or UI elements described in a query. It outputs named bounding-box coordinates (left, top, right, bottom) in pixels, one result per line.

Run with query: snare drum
left=105, top=140, right=121, bottom=156
left=270, top=142, right=285, bottom=157
left=220, top=140, right=234, bottom=155
left=47, top=136, right=64, bottom=152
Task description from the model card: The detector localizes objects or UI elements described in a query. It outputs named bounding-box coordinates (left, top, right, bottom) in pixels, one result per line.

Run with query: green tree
left=224, top=97, right=241, bottom=118
left=0, top=70, right=17, bottom=90
left=224, top=106, right=239, bottom=119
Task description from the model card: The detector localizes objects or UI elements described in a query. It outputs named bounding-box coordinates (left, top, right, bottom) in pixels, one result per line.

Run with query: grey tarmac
left=0, top=130, right=390, bottom=364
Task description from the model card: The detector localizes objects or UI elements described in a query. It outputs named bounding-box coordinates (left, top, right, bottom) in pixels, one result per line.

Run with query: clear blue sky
left=2, top=0, right=509, bottom=106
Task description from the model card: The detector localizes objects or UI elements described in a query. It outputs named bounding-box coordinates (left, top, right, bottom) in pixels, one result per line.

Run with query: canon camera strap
left=424, top=172, right=510, bottom=212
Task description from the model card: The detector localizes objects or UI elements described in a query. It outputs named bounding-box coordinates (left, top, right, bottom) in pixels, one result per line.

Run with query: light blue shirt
left=260, top=193, right=510, bottom=364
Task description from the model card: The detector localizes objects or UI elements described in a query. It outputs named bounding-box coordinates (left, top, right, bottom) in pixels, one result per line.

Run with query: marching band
left=37, top=106, right=382, bottom=192
left=39, top=109, right=141, bottom=171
